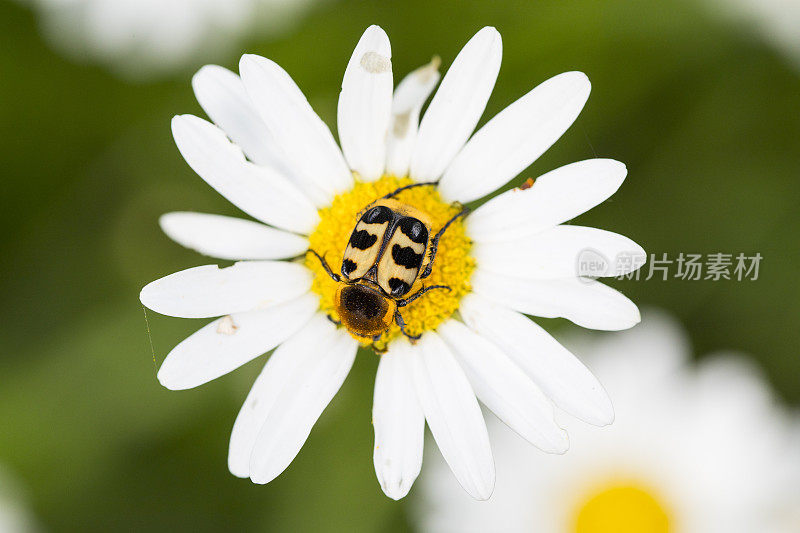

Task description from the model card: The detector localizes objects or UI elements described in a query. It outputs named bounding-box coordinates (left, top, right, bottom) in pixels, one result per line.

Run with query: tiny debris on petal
left=392, top=112, right=411, bottom=137
left=360, top=51, right=391, bottom=74
left=415, top=55, right=441, bottom=83
left=517, top=177, right=535, bottom=191
left=217, top=315, right=239, bottom=335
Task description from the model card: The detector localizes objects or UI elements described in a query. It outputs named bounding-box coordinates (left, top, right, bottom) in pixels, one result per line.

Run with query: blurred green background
left=1, top=0, right=798, bottom=530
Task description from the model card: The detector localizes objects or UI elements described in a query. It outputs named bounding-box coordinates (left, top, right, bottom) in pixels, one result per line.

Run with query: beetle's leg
left=394, top=310, right=421, bottom=341
left=420, top=206, right=470, bottom=279
left=396, top=284, right=451, bottom=307
left=308, top=249, right=341, bottom=282
left=381, top=181, right=439, bottom=200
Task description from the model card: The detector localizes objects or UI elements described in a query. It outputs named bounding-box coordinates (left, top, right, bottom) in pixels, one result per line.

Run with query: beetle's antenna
left=308, top=249, right=341, bottom=282
left=420, top=206, right=470, bottom=279
left=381, top=181, right=439, bottom=200
left=397, top=284, right=451, bottom=307
left=394, top=310, right=421, bottom=340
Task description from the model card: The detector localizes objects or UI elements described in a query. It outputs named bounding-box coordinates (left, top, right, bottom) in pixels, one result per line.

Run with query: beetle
left=310, top=182, right=468, bottom=343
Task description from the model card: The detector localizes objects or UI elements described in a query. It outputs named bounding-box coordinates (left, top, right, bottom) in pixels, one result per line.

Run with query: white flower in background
left=415, top=311, right=800, bottom=532
left=17, top=0, right=318, bottom=78
left=140, top=25, right=645, bottom=500
left=705, top=0, right=800, bottom=67
left=0, top=467, right=35, bottom=533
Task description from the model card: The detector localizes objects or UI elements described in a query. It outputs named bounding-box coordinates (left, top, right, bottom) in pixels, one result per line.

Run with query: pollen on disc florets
left=305, top=175, right=475, bottom=351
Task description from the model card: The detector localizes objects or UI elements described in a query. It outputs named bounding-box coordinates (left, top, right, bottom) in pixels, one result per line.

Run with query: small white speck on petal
left=216, top=315, right=238, bottom=335
left=338, top=25, right=393, bottom=181
left=157, top=294, right=319, bottom=391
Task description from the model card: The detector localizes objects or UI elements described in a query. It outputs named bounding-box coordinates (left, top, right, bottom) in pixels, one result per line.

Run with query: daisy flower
left=140, top=25, right=645, bottom=500
left=17, top=0, right=318, bottom=78
left=415, top=311, right=800, bottom=532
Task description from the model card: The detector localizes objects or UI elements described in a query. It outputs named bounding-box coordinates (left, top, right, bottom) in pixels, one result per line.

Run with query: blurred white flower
left=17, top=0, right=320, bottom=78
left=416, top=310, right=800, bottom=533
left=706, top=0, right=800, bottom=67
left=0, top=467, right=35, bottom=533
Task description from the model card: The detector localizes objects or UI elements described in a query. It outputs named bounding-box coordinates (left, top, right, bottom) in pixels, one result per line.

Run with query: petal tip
left=630, top=305, right=642, bottom=326
left=157, top=212, right=177, bottom=233
left=471, top=483, right=495, bottom=501
left=192, top=63, right=220, bottom=81
left=227, top=459, right=250, bottom=479
left=156, top=370, right=182, bottom=391
left=594, top=405, right=615, bottom=427
left=478, top=25, right=501, bottom=38
left=379, top=478, right=412, bottom=501
left=238, top=53, right=266, bottom=74
left=549, top=430, right=570, bottom=455
left=364, top=24, right=388, bottom=39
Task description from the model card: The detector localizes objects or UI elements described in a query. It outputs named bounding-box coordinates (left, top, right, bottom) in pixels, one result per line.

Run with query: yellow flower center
left=572, top=482, right=671, bottom=533
left=305, top=175, right=474, bottom=351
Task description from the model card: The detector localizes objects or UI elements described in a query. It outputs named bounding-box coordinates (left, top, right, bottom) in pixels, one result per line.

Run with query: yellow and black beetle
left=310, top=182, right=468, bottom=343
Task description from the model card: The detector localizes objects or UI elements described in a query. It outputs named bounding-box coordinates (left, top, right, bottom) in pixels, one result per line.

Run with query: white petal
left=192, top=64, right=292, bottom=175
left=410, top=332, right=495, bottom=500
left=156, top=294, right=318, bottom=390
left=384, top=58, right=441, bottom=177
left=439, top=72, right=591, bottom=202
left=460, top=294, right=613, bottom=426
left=249, top=322, right=358, bottom=484
left=473, top=225, right=646, bottom=279
left=228, top=313, right=340, bottom=477
left=409, top=27, right=502, bottom=183
left=467, top=159, right=627, bottom=242
left=471, top=270, right=641, bottom=331
left=171, top=114, right=319, bottom=234
left=160, top=212, right=309, bottom=261
left=140, top=262, right=312, bottom=318
left=438, top=320, right=568, bottom=453
left=337, top=25, right=393, bottom=181
left=239, top=54, right=353, bottom=206
left=372, top=341, right=425, bottom=500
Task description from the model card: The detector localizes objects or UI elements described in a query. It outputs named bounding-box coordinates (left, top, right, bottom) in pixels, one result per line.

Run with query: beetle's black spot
left=341, top=259, right=357, bottom=277
left=388, top=278, right=411, bottom=297
left=398, top=217, right=428, bottom=244
left=392, top=244, right=423, bottom=269
left=363, top=205, right=393, bottom=224
left=349, top=229, right=377, bottom=250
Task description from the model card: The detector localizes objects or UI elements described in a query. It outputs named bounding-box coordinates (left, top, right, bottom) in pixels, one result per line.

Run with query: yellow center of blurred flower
left=305, top=175, right=474, bottom=350
left=573, top=483, right=671, bottom=533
